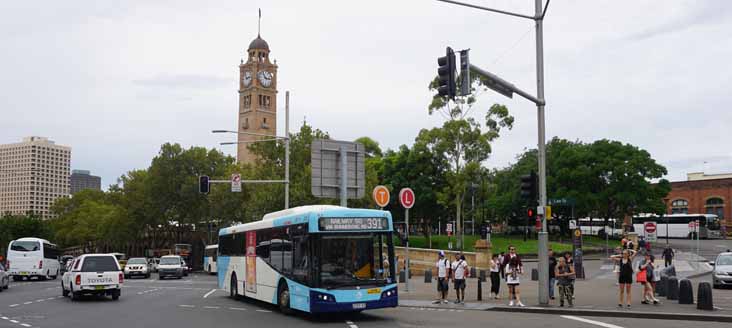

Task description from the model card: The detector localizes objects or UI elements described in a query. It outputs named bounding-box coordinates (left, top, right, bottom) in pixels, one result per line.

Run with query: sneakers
left=509, top=300, right=515, bottom=306
left=559, top=302, right=564, bottom=307
left=454, top=299, right=460, bottom=304
left=443, top=299, right=449, bottom=304
left=641, top=300, right=649, bottom=305
left=517, top=301, right=525, bottom=307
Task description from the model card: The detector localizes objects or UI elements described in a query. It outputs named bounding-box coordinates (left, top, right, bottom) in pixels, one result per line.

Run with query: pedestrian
left=555, top=257, right=575, bottom=307
left=638, top=237, right=646, bottom=255
left=498, top=252, right=506, bottom=279
left=503, top=245, right=524, bottom=307
left=490, top=253, right=501, bottom=299
left=621, top=237, right=628, bottom=249
left=662, top=246, right=674, bottom=267
left=610, top=249, right=638, bottom=308
left=433, top=251, right=451, bottom=304
left=451, top=253, right=468, bottom=304
left=548, top=249, right=557, bottom=300
left=640, top=253, right=660, bottom=305
left=563, top=252, right=576, bottom=297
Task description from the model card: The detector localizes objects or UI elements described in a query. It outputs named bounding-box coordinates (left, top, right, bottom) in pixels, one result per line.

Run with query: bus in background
left=218, top=205, right=397, bottom=314
left=578, top=218, right=622, bottom=238
left=204, top=245, right=218, bottom=274
left=633, top=214, right=722, bottom=239
left=6, top=237, right=61, bottom=281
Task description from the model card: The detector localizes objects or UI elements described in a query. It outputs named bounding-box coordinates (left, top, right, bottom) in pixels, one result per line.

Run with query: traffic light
left=199, top=175, right=210, bottom=194
left=459, top=49, right=470, bottom=96
left=520, top=171, right=538, bottom=202
left=437, top=47, right=456, bottom=100
left=527, top=208, right=535, bottom=219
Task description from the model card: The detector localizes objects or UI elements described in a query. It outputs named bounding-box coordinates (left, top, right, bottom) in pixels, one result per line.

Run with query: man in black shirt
left=548, top=249, right=557, bottom=300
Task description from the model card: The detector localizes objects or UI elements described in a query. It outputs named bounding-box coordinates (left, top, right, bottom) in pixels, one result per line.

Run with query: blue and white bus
left=204, top=245, right=218, bottom=274
left=217, top=205, right=397, bottom=314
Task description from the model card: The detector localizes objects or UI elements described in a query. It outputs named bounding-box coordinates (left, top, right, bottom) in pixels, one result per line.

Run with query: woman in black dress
left=610, top=249, right=637, bottom=308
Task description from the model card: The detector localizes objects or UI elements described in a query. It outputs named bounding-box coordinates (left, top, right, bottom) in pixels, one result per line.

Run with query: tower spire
left=258, top=8, right=261, bottom=37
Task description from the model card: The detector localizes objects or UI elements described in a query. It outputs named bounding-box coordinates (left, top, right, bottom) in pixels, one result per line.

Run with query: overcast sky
left=2, top=0, right=731, bottom=188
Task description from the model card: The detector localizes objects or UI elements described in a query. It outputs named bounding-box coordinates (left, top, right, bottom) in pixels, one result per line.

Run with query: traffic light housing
left=199, top=175, right=210, bottom=194
left=520, top=171, right=538, bottom=202
left=437, top=47, right=457, bottom=100
left=527, top=208, right=535, bottom=219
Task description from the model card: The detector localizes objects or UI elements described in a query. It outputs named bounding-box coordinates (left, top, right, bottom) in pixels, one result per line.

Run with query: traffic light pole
left=437, top=0, right=551, bottom=305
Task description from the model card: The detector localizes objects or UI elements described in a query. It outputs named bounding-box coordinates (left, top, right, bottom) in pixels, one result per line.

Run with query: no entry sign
left=644, top=222, right=657, bottom=234
left=399, top=188, right=415, bottom=209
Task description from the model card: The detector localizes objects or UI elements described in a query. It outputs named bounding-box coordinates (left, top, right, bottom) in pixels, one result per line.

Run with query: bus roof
left=634, top=213, right=717, bottom=219
left=11, top=237, right=53, bottom=245
left=219, top=205, right=391, bottom=236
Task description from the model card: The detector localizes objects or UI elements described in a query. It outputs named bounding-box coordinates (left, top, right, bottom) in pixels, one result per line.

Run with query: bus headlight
left=311, top=291, right=336, bottom=302
left=381, top=289, right=397, bottom=299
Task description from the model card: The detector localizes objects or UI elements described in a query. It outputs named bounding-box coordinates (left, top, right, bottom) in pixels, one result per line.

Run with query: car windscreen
left=80, top=256, right=119, bottom=272
left=159, top=258, right=180, bottom=265
left=718, top=255, right=732, bottom=266
left=10, top=241, right=40, bottom=252
left=127, top=258, right=146, bottom=264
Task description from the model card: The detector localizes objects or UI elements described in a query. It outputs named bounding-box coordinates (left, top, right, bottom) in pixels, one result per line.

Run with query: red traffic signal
left=527, top=208, right=534, bottom=218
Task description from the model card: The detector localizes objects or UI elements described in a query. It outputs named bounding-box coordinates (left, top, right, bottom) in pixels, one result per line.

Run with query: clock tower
left=237, top=33, right=278, bottom=164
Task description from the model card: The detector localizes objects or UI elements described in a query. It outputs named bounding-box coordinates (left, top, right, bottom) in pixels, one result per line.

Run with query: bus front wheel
left=278, top=282, right=292, bottom=315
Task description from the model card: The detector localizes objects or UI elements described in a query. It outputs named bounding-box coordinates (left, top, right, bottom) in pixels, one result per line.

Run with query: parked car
left=61, top=254, right=123, bottom=300
left=157, top=255, right=184, bottom=280
left=182, top=260, right=190, bottom=276
left=712, top=251, right=732, bottom=289
left=124, top=257, right=150, bottom=279
left=0, top=262, right=10, bottom=291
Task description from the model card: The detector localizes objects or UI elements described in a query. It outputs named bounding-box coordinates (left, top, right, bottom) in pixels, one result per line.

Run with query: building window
left=705, top=197, right=724, bottom=219
left=671, top=199, right=688, bottom=214
left=244, top=95, right=251, bottom=108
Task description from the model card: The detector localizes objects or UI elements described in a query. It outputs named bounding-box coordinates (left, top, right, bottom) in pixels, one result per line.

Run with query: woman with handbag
left=610, top=249, right=637, bottom=308
left=640, top=254, right=660, bottom=304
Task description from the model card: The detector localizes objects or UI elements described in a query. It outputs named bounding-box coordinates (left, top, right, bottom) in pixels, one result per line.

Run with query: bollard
left=657, top=276, right=667, bottom=297
left=470, top=267, right=477, bottom=278
left=666, top=276, right=679, bottom=300
left=697, top=282, right=714, bottom=311
left=531, top=268, right=539, bottom=281
left=663, top=265, right=676, bottom=278
left=399, top=270, right=406, bottom=283
left=409, top=269, right=413, bottom=279
left=477, top=277, right=483, bottom=301
left=479, top=269, right=487, bottom=282
left=424, top=269, right=432, bottom=283
left=678, top=279, right=694, bottom=304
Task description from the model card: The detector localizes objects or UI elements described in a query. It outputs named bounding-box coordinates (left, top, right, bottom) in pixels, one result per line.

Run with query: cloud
left=625, top=2, right=732, bottom=41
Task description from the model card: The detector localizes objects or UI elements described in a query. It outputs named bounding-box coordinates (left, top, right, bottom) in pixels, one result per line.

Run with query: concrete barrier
left=678, top=279, right=694, bottom=304
left=657, top=276, right=667, bottom=297
left=531, top=268, right=539, bottom=281
left=666, top=276, right=679, bottom=300
left=697, top=282, right=714, bottom=311
left=424, top=269, right=432, bottom=283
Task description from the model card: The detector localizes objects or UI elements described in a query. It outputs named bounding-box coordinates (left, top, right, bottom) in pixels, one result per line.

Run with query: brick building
left=665, top=172, right=731, bottom=234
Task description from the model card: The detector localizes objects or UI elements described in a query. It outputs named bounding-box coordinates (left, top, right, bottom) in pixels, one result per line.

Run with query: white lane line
left=21, top=324, right=31, bottom=327
left=10, top=320, right=19, bottom=323
left=255, top=309, right=272, bottom=313
left=561, top=315, right=624, bottom=328
left=9, top=304, right=19, bottom=308
left=229, top=307, right=247, bottom=311
left=345, top=321, right=358, bottom=328
left=1, top=316, right=8, bottom=320
left=203, top=289, right=217, bottom=298
left=46, top=297, right=55, bottom=300
left=203, top=306, right=220, bottom=309
left=179, top=305, right=195, bottom=308
left=22, top=302, right=32, bottom=305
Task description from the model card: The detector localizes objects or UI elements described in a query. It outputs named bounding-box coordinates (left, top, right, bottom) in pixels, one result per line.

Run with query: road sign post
left=644, top=221, right=657, bottom=242
left=399, top=188, right=415, bottom=292
left=231, top=174, right=242, bottom=192
left=311, top=139, right=365, bottom=206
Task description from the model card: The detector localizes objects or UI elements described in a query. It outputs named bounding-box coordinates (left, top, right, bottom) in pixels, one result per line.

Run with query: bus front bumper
left=309, top=288, right=398, bottom=313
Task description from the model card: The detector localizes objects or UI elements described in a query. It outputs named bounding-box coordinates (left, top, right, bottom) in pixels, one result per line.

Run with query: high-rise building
left=0, top=136, right=71, bottom=218
left=237, top=31, right=278, bottom=164
left=70, top=169, right=101, bottom=194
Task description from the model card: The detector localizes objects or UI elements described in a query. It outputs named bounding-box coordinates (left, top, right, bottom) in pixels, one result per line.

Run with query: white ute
left=62, top=254, right=123, bottom=301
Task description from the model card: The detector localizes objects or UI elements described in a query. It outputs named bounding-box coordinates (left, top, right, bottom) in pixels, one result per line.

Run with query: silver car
left=0, top=262, right=10, bottom=291
left=712, top=251, right=732, bottom=289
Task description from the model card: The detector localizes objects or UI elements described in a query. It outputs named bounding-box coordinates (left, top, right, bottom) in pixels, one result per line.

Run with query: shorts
left=437, top=277, right=449, bottom=292
left=618, top=273, right=633, bottom=284
left=454, top=279, right=466, bottom=290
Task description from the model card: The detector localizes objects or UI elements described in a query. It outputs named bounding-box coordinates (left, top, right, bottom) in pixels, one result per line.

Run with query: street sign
left=231, top=173, right=241, bottom=192
left=399, top=188, right=415, bottom=209
left=548, top=198, right=576, bottom=206
left=688, top=220, right=699, bottom=230
left=372, top=185, right=390, bottom=208
left=311, top=139, right=365, bottom=199
left=569, top=219, right=577, bottom=230
left=446, top=223, right=453, bottom=236
left=644, top=221, right=657, bottom=242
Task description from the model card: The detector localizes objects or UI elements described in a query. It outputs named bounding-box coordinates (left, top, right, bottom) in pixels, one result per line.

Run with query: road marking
left=21, top=324, right=31, bottom=327
left=22, top=302, right=32, bottom=305
left=561, top=315, right=624, bottom=328
left=203, top=306, right=220, bottom=309
left=203, top=289, right=217, bottom=298
left=179, top=305, right=195, bottom=308
left=46, top=297, right=55, bottom=301
left=229, top=307, right=247, bottom=311
left=10, top=320, right=19, bottom=323
left=256, top=309, right=272, bottom=313
left=1, top=317, right=8, bottom=320
left=9, top=305, right=18, bottom=308
left=346, top=320, right=358, bottom=328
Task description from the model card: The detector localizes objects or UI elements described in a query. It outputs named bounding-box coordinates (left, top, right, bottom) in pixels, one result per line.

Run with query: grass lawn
left=395, top=234, right=581, bottom=254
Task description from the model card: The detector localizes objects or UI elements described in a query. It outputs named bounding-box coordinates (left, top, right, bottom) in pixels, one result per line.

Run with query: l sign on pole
left=399, top=188, right=415, bottom=292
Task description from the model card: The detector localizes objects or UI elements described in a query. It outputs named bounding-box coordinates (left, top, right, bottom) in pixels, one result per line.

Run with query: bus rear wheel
left=230, top=275, right=238, bottom=299
left=278, top=283, right=292, bottom=315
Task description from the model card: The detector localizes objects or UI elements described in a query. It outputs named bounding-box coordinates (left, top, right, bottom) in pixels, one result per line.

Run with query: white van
left=6, top=237, right=61, bottom=281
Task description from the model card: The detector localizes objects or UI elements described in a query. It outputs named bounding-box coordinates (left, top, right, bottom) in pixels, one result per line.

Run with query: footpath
left=396, top=252, right=730, bottom=322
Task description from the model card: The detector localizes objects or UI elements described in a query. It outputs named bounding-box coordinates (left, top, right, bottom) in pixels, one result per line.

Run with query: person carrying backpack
left=433, top=251, right=451, bottom=304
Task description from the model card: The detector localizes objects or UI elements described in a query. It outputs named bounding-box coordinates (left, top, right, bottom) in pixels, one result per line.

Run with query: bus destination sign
left=319, top=217, right=388, bottom=231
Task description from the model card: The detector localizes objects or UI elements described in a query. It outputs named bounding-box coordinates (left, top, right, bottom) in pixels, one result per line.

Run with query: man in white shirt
left=433, top=251, right=450, bottom=304
left=451, top=253, right=469, bottom=304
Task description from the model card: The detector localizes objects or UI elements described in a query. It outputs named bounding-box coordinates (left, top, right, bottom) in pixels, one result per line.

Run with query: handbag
left=636, top=269, right=647, bottom=283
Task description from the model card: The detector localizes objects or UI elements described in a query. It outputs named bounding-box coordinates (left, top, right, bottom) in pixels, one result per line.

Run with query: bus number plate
left=352, top=303, right=366, bottom=309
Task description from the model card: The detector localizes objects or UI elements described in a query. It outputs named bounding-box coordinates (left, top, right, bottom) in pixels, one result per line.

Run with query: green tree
left=0, top=213, right=52, bottom=255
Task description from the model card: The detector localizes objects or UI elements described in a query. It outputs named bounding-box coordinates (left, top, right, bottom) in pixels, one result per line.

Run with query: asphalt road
left=656, top=237, right=732, bottom=260
left=0, top=273, right=730, bottom=328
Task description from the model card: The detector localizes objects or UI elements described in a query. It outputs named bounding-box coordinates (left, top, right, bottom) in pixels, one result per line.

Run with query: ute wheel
left=70, top=283, right=79, bottom=301
left=230, top=275, right=238, bottom=299
left=62, top=282, right=69, bottom=297
left=278, top=282, right=292, bottom=314
left=112, top=289, right=120, bottom=300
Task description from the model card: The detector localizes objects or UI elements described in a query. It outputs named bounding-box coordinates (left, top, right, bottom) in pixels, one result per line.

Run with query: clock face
left=257, top=70, right=273, bottom=88
left=242, top=71, right=252, bottom=87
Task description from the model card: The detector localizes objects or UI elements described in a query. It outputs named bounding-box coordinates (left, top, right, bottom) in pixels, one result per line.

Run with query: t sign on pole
left=372, top=185, right=390, bottom=210
left=399, top=188, right=415, bottom=292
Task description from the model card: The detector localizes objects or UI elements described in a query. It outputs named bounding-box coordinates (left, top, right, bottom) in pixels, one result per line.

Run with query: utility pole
left=285, top=91, right=290, bottom=209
